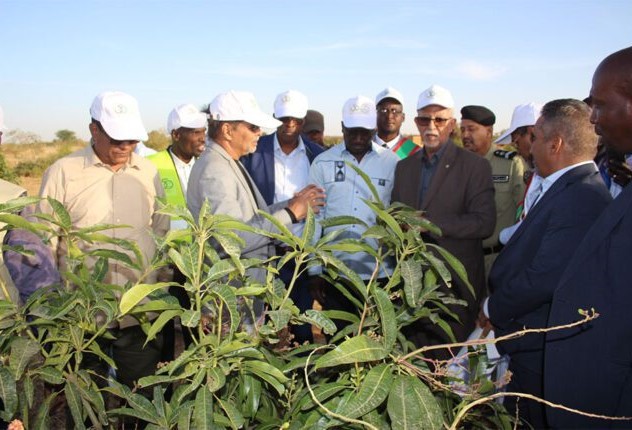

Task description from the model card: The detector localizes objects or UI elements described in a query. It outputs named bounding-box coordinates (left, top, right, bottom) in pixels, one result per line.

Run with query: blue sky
left=1, top=0, right=630, bottom=141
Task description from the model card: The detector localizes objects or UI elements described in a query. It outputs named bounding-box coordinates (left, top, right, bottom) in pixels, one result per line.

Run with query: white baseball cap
left=0, top=105, right=6, bottom=132
left=167, top=104, right=207, bottom=133
left=90, top=91, right=148, bottom=141
left=376, top=86, right=404, bottom=106
left=273, top=90, right=308, bottom=119
left=417, top=84, right=454, bottom=110
left=342, top=96, right=376, bottom=129
left=495, top=102, right=544, bottom=144
left=209, top=91, right=281, bottom=130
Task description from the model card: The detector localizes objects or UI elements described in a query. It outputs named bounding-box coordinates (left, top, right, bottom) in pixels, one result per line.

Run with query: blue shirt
left=309, top=142, right=399, bottom=279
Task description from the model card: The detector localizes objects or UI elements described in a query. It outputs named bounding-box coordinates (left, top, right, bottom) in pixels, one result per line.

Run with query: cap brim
left=494, top=127, right=514, bottom=144
left=244, top=111, right=282, bottom=130
left=102, top=121, right=149, bottom=141
left=343, top=119, right=375, bottom=129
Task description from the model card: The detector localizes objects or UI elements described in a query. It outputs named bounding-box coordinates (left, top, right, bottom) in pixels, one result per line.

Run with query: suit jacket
left=241, top=133, right=324, bottom=205
left=187, top=141, right=292, bottom=284
left=488, top=164, right=611, bottom=369
left=545, top=182, right=632, bottom=428
left=391, top=140, right=495, bottom=342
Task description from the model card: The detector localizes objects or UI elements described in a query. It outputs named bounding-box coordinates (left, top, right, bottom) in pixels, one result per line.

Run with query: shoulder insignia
left=492, top=174, right=510, bottom=183
left=494, top=149, right=517, bottom=160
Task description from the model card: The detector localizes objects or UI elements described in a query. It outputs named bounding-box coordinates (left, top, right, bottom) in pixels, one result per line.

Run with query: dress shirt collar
left=540, top=160, right=597, bottom=194
left=374, top=133, right=403, bottom=150
left=86, top=145, right=141, bottom=170
left=273, top=133, right=306, bottom=156
left=421, top=141, right=449, bottom=164
left=168, top=146, right=195, bottom=168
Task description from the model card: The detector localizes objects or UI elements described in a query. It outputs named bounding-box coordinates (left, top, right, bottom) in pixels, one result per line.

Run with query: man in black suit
left=545, top=46, right=632, bottom=429
left=483, top=98, right=611, bottom=428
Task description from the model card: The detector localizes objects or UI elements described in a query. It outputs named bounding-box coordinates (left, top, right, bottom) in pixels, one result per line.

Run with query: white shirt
left=273, top=134, right=311, bottom=237
left=373, top=133, right=403, bottom=150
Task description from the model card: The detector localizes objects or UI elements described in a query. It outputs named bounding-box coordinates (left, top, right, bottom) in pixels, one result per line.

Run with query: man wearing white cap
left=496, top=102, right=543, bottom=184
left=148, top=103, right=207, bottom=355
left=374, top=87, right=420, bottom=159
left=308, top=95, right=399, bottom=334
left=37, top=91, right=169, bottom=390
left=187, top=91, right=325, bottom=328
left=241, top=90, right=324, bottom=344
left=391, top=84, right=495, bottom=360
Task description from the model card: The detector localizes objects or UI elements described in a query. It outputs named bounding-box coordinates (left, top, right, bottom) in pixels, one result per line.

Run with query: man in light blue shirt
left=309, top=96, right=399, bottom=333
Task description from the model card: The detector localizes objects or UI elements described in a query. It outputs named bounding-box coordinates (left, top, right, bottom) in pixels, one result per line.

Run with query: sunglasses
left=414, top=116, right=452, bottom=127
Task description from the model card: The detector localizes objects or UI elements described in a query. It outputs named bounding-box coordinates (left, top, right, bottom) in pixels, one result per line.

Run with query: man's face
left=530, top=116, right=554, bottom=177
left=511, top=126, right=535, bottom=163
left=376, top=100, right=405, bottom=136
left=89, top=122, right=137, bottom=170
left=414, top=105, right=455, bottom=153
left=276, top=117, right=303, bottom=144
left=305, top=129, right=324, bottom=146
left=342, top=125, right=374, bottom=159
left=590, top=66, right=632, bottom=154
left=230, top=121, right=262, bottom=158
left=173, top=127, right=206, bottom=159
left=460, top=119, right=492, bottom=156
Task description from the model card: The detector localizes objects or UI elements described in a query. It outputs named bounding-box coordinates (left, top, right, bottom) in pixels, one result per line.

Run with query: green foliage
left=145, top=129, right=170, bottom=151
left=54, top=129, right=77, bottom=142
left=13, top=142, right=77, bottom=177
left=0, top=152, right=19, bottom=183
left=0, top=171, right=516, bottom=428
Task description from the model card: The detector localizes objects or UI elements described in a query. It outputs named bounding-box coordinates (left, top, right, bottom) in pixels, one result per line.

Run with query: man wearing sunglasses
left=240, top=90, right=324, bottom=344
left=187, top=91, right=325, bottom=332
left=37, top=91, right=170, bottom=391
left=391, top=84, right=495, bottom=360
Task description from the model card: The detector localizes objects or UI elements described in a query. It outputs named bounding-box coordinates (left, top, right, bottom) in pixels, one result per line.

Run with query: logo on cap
left=351, top=103, right=372, bottom=114
left=114, top=104, right=128, bottom=114
left=427, top=89, right=436, bottom=98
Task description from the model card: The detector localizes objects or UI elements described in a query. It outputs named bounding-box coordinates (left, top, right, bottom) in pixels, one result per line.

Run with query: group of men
left=1, top=46, right=632, bottom=429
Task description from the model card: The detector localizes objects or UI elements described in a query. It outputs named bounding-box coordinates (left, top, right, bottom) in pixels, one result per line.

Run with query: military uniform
left=483, top=146, right=525, bottom=278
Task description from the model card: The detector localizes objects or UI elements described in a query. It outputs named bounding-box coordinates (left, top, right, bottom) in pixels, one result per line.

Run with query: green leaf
left=242, top=360, right=288, bottom=396
left=33, top=391, right=58, bottom=430
left=401, top=259, right=423, bottom=307
left=314, top=335, right=388, bottom=370
left=119, top=282, right=171, bottom=314
left=428, top=244, right=474, bottom=297
left=363, top=198, right=404, bottom=242
left=371, top=286, right=397, bottom=350
left=47, top=196, right=72, bottom=229
left=297, top=381, right=350, bottom=412
left=0, top=366, right=17, bottom=418
left=193, top=387, right=213, bottom=429
left=176, top=403, right=193, bottom=430
left=387, top=374, right=443, bottom=430
left=180, top=309, right=201, bottom=328
left=339, top=364, right=393, bottom=419
left=35, top=366, right=64, bottom=385
left=217, top=397, right=246, bottom=430
left=9, top=337, right=40, bottom=379
left=204, top=259, right=238, bottom=283
left=267, top=309, right=292, bottom=331
left=207, top=366, right=226, bottom=393
left=421, top=251, right=452, bottom=287
left=65, top=380, right=86, bottom=430
left=145, top=309, right=181, bottom=345
left=301, top=309, right=337, bottom=336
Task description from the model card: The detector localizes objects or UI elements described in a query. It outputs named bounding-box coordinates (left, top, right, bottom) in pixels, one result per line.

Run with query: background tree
left=145, top=129, right=170, bottom=151
left=54, top=129, right=77, bottom=142
left=4, top=129, right=41, bottom=145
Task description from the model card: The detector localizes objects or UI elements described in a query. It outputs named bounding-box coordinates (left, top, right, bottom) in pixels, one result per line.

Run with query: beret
left=460, top=105, right=496, bottom=126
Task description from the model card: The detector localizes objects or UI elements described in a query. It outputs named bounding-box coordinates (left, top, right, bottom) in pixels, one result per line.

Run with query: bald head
left=590, top=46, right=632, bottom=154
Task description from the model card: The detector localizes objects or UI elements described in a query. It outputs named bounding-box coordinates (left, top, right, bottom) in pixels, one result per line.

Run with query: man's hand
left=477, top=306, right=493, bottom=335
left=287, top=184, right=326, bottom=220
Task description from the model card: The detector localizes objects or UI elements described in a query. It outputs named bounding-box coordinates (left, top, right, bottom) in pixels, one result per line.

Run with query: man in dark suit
left=544, top=47, right=632, bottom=429
left=391, top=84, right=495, bottom=359
left=483, top=99, right=612, bottom=428
left=241, top=90, right=324, bottom=343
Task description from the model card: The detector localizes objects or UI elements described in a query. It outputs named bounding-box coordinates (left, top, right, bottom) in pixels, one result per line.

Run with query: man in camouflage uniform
left=460, top=105, right=525, bottom=278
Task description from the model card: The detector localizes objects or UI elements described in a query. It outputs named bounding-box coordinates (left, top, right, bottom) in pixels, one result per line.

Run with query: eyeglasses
left=414, top=116, right=452, bottom=127
left=278, top=117, right=304, bottom=125
left=377, top=107, right=403, bottom=116
left=238, top=121, right=261, bottom=133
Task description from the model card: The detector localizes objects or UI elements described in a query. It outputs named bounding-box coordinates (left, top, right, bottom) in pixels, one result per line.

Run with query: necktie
left=521, top=181, right=543, bottom=220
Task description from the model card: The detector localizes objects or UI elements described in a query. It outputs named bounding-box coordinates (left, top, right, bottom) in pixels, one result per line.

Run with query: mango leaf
left=242, top=374, right=262, bottom=418
left=301, top=309, right=337, bottom=336
left=297, top=381, right=350, bottom=412
left=0, top=214, right=50, bottom=236
left=0, top=366, right=17, bottom=419
left=318, top=214, right=367, bottom=230
left=204, top=259, right=238, bottom=283
left=47, top=197, right=72, bottom=229
left=193, top=387, right=213, bottom=430
left=421, top=251, right=452, bottom=287
left=33, top=391, right=58, bottom=430
left=176, top=403, right=193, bottom=430
left=145, top=309, right=181, bottom=345
left=65, top=380, right=86, bottom=430
left=371, top=287, right=397, bottom=350
left=363, top=199, right=404, bottom=242
left=401, top=259, right=423, bottom=307
left=211, top=283, right=239, bottom=338
left=242, top=360, right=288, bottom=396
left=9, top=337, right=40, bottom=379
left=387, top=374, right=443, bottom=430
left=427, top=243, right=474, bottom=296
left=207, top=366, right=226, bottom=393
left=346, top=162, right=382, bottom=204
left=119, top=282, right=171, bottom=314
left=180, top=309, right=200, bottom=328
left=217, top=397, right=246, bottom=430
left=168, top=247, right=195, bottom=280
left=314, top=335, right=387, bottom=370
left=338, top=364, right=393, bottom=419
left=267, top=309, right=292, bottom=331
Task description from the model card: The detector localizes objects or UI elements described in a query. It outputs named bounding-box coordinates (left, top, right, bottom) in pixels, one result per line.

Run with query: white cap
left=167, top=104, right=207, bottom=133
left=90, top=91, right=148, bottom=141
left=0, top=105, right=6, bottom=132
left=376, top=86, right=404, bottom=106
left=417, top=84, right=454, bottom=110
left=273, top=90, right=308, bottom=119
left=342, top=96, right=376, bottom=129
left=209, top=91, right=281, bottom=129
left=495, top=102, right=544, bottom=144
